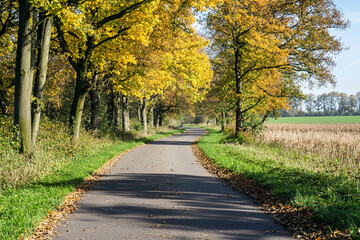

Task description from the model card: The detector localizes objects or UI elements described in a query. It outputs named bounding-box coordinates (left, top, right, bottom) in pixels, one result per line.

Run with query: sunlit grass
left=0, top=116, right=183, bottom=240
left=197, top=128, right=360, bottom=237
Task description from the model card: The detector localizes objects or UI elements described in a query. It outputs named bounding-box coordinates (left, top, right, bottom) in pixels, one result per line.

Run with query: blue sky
left=306, top=0, right=360, bottom=95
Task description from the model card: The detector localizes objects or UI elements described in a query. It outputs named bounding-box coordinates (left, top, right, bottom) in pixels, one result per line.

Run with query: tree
left=54, top=0, right=159, bottom=142
left=13, top=0, right=63, bottom=154
left=338, top=93, right=349, bottom=115
left=0, top=24, right=16, bottom=115
left=278, top=0, right=347, bottom=87
left=356, top=92, right=360, bottom=114
left=0, top=0, right=17, bottom=38
left=109, top=1, right=213, bottom=132
left=14, top=0, right=35, bottom=155
left=31, top=13, right=53, bottom=146
left=327, top=91, right=339, bottom=115
left=0, top=1, right=17, bottom=115
left=348, top=94, right=357, bottom=115
left=207, top=0, right=293, bottom=136
left=315, top=94, right=327, bottom=115
left=304, top=94, right=315, bottom=115
left=207, top=0, right=347, bottom=137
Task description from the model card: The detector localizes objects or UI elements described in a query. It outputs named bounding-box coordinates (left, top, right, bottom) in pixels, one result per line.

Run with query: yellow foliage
left=110, top=1, right=213, bottom=104
left=207, top=0, right=293, bottom=120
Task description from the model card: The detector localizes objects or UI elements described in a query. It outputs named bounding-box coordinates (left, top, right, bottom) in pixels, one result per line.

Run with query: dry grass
left=258, top=124, right=360, bottom=178
left=0, top=117, right=115, bottom=189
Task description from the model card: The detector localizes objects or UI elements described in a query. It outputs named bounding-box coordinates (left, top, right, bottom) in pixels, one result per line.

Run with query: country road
left=53, top=127, right=293, bottom=240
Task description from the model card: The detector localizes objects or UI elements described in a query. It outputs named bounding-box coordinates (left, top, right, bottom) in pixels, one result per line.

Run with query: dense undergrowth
left=197, top=128, right=360, bottom=239
left=0, top=116, right=182, bottom=239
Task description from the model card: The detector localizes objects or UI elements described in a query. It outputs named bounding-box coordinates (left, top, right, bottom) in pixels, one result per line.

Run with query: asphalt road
left=53, top=127, right=293, bottom=240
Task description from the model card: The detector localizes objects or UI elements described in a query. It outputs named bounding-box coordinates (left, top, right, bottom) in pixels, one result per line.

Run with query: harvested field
left=259, top=124, right=360, bottom=178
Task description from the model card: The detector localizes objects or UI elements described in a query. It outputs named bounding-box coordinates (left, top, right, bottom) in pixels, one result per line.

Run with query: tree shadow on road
left=147, top=141, right=192, bottom=146
left=71, top=173, right=291, bottom=240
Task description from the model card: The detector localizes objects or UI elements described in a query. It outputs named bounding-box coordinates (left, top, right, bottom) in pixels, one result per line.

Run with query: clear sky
left=305, top=0, right=360, bottom=95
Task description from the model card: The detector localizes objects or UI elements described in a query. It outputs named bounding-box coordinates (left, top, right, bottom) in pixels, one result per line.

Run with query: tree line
left=284, top=92, right=360, bottom=117
left=0, top=0, right=215, bottom=155
left=0, top=0, right=348, bottom=154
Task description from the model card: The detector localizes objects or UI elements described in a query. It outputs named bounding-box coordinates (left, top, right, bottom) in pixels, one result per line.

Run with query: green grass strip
left=197, top=128, right=360, bottom=238
left=0, top=129, right=183, bottom=240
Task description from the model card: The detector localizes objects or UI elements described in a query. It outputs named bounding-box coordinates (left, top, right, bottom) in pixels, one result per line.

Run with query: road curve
left=53, top=127, right=293, bottom=240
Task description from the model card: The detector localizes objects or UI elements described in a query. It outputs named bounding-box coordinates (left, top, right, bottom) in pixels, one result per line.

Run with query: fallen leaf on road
left=170, top=192, right=183, bottom=195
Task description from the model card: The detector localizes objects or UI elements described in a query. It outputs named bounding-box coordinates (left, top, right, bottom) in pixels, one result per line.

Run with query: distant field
left=267, top=115, right=360, bottom=124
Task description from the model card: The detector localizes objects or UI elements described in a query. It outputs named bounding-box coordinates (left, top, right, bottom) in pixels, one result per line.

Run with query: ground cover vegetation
left=197, top=128, right=360, bottom=239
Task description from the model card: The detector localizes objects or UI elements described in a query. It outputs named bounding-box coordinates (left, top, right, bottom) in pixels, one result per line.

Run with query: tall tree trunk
left=121, top=94, right=130, bottom=132
left=68, top=36, right=95, bottom=143
left=0, top=90, right=7, bottom=115
left=141, top=97, right=147, bottom=133
left=90, top=89, right=100, bottom=136
left=154, top=110, right=159, bottom=129
left=149, top=105, right=154, bottom=129
left=137, top=101, right=141, bottom=122
left=221, top=110, right=227, bottom=131
left=107, top=90, right=114, bottom=125
left=32, top=15, right=52, bottom=147
left=90, top=89, right=100, bottom=135
left=234, top=50, right=243, bottom=138
left=89, top=73, right=100, bottom=135
left=69, top=67, right=88, bottom=143
left=114, top=92, right=121, bottom=136
left=14, top=0, right=35, bottom=155
left=159, top=113, right=163, bottom=127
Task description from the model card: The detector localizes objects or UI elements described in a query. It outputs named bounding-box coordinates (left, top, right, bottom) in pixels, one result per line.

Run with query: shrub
left=223, top=125, right=254, bottom=144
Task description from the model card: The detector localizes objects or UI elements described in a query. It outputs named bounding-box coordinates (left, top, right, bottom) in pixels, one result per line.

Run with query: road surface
left=53, top=127, right=293, bottom=240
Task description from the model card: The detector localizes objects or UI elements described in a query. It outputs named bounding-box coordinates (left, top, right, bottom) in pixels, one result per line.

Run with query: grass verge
left=0, top=128, right=183, bottom=240
left=197, top=128, right=360, bottom=239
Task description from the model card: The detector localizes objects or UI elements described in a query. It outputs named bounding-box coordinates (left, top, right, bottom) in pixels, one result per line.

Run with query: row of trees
left=196, top=0, right=347, bottom=135
left=1, top=0, right=216, bottom=155
left=285, top=92, right=360, bottom=117
left=1, top=0, right=348, bottom=153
